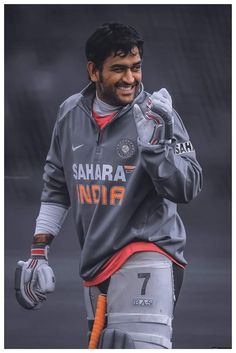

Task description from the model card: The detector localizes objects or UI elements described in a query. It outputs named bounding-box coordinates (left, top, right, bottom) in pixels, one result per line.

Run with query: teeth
left=118, top=86, right=133, bottom=91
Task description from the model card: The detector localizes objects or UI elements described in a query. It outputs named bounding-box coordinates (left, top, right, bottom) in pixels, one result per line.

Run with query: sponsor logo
left=72, top=144, right=84, bottom=152
left=133, top=298, right=153, bottom=307
left=175, top=141, right=194, bottom=155
left=76, top=184, right=125, bottom=206
left=116, top=139, right=136, bottom=159
left=73, top=163, right=135, bottom=206
left=73, top=163, right=135, bottom=182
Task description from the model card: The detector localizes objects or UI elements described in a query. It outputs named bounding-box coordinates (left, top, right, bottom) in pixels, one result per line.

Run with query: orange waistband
left=83, top=242, right=185, bottom=287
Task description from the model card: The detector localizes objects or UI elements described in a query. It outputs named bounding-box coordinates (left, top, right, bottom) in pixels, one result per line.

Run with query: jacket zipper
left=95, top=106, right=135, bottom=145
left=96, top=130, right=101, bottom=144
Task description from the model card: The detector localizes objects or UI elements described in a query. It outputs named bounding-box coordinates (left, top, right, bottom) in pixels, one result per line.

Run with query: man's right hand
left=15, top=242, right=56, bottom=310
left=15, top=257, right=55, bottom=310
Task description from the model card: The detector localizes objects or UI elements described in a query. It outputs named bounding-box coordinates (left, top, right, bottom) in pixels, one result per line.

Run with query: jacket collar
left=79, top=82, right=145, bottom=113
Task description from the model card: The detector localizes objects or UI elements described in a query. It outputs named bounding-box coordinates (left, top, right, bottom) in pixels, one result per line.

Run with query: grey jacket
left=41, top=83, right=203, bottom=280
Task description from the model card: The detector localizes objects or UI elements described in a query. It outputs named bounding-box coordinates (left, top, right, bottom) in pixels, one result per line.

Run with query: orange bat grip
left=88, top=294, right=107, bottom=349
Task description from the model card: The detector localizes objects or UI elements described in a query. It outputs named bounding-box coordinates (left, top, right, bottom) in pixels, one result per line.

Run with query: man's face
left=88, top=47, right=142, bottom=106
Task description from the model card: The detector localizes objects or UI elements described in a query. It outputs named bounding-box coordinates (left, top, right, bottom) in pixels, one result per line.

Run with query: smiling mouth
left=116, top=85, right=136, bottom=93
left=118, top=86, right=134, bottom=91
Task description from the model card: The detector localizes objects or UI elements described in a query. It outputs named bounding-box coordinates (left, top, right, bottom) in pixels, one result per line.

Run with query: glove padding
left=133, top=88, right=174, bottom=145
left=15, top=258, right=55, bottom=310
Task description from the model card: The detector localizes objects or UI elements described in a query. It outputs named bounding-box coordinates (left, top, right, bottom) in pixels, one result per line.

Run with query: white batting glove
left=133, top=88, right=174, bottom=145
left=15, top=244, right=55, bottom=310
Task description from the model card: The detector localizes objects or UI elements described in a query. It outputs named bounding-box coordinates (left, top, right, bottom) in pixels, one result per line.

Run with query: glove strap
left=31, top=243, right=49, bottom=260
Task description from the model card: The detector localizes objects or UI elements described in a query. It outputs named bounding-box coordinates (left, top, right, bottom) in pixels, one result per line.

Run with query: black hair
left=85, top=22, right=144, bottom=69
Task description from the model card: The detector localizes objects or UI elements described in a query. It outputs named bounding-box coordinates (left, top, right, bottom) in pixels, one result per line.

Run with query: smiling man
left=87, top=47, right=142, bottom=106
left=15, top=23, right=203, bottom=349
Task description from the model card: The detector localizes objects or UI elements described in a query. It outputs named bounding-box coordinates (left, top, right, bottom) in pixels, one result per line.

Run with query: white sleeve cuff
left=34, top=202, right=69, bottom=237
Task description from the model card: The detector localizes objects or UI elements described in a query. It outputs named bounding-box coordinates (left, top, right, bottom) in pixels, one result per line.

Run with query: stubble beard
left=96, top=73, right=140, bottom=107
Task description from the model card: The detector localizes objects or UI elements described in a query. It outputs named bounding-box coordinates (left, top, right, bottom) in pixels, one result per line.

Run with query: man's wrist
left=33, top=233, right=54, bottom=245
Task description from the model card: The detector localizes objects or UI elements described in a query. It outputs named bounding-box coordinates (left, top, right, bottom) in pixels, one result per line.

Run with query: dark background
left=5, top=4, right=231, bottom=349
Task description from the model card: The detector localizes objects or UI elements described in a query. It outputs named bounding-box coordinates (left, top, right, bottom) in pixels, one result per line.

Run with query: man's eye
left=111, top=65, right=141, bottom=73
left=132, top=66, right=141, bottom=72
left=112, top=67, right=124, bottom=73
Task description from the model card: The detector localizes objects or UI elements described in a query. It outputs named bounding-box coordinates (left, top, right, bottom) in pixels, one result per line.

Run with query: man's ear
left=87, top=61, right=99, bottom=82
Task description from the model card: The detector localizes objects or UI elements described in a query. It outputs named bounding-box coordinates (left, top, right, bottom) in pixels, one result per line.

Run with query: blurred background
left=5, top=4, right=231, bottom=349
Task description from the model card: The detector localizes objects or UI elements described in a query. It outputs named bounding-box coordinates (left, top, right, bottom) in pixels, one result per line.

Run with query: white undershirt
left=93, top=93, right=121, bottom=115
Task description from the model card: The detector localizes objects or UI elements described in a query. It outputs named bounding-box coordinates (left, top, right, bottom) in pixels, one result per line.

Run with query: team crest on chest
left=116, top=139, right=136, bottom=159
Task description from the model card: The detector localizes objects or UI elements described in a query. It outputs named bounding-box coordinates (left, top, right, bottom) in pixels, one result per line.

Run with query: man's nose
left=122, top=69, right=135, bottom=84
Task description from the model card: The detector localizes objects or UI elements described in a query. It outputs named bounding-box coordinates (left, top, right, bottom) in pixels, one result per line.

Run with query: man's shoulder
left=58, top=92, right=82, bottom=121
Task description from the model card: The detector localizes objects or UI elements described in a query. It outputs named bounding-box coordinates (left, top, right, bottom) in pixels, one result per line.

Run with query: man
left=15, top=23, right=202, bottom=348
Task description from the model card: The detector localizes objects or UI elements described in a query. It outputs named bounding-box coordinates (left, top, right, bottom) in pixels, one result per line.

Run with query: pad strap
left=108, top=313, right=172, bottom=326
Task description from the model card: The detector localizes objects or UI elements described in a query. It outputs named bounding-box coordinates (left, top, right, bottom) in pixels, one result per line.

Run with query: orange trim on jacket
left=83, top=241, right=185, bottom=287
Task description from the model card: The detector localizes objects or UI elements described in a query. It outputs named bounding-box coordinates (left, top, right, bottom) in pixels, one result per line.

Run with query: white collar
left=93, top=94, right=122, bottom=115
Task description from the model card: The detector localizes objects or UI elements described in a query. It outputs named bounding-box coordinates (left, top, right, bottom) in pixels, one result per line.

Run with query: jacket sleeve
left=41, top=116, right=71, bottom=207
left=138, top=109, right=203, bottom=203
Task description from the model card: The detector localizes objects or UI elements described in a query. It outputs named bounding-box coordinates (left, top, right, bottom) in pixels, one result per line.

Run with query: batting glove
left=15, top=244, right=55, bottom=310
left=133, top=88, right=174, bottom=145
